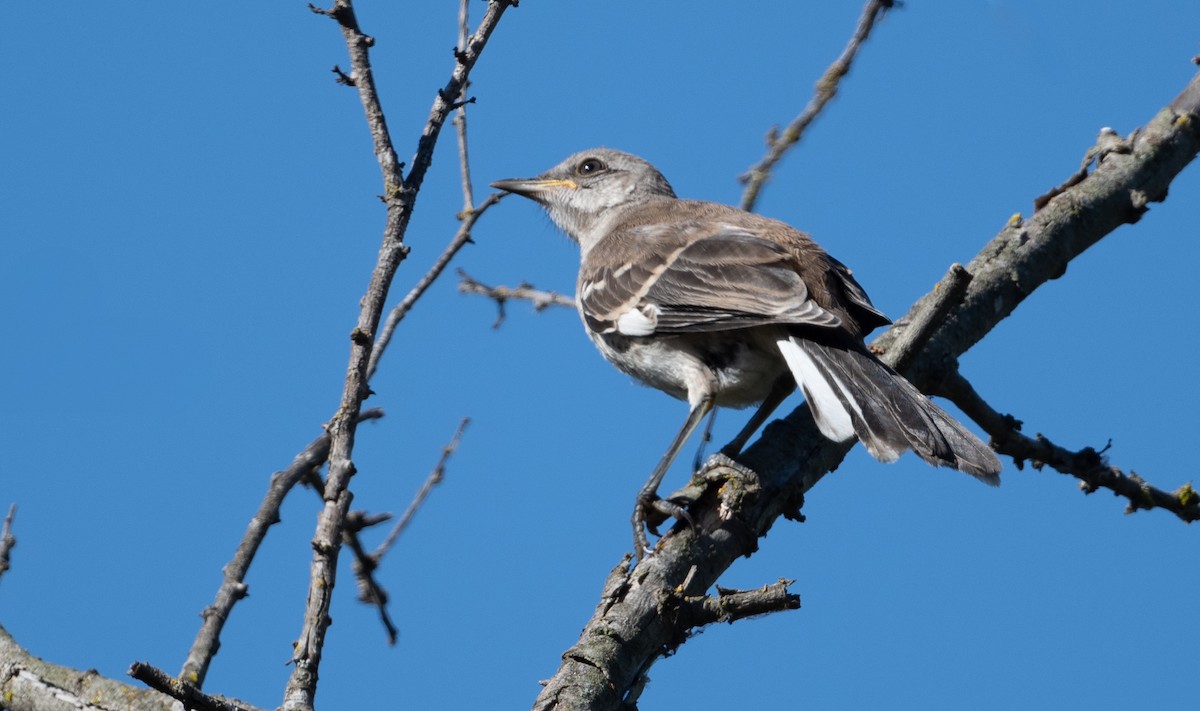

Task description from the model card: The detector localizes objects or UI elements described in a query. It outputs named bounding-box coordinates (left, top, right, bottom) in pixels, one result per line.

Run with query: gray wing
left=826, top=256, right=890, bottom=335
left=579, top=224, right=842, bottom=335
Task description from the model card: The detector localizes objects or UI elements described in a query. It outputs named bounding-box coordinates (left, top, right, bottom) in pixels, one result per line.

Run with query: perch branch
left=534, top=69, right=1200, bottom=711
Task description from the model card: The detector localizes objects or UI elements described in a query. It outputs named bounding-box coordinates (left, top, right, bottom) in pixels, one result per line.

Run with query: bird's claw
left=633, top=494, right=695, bottom=560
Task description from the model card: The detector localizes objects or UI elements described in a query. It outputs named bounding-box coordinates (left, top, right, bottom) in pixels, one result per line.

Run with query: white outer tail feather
left=775, top=335, right=1000, bottom=482
left=776, top=337, right=856, bottom=444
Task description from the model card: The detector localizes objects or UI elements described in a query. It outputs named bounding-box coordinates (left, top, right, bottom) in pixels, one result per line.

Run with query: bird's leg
left=719, top=375, right=795, bottom=460
left=633, top=397, right=713, bottom=557
left=691, top=408, right=720, bottom=472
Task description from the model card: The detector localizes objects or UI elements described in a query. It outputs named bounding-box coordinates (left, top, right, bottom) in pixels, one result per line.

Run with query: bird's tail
left=776, top=337, right=1001, bottom=484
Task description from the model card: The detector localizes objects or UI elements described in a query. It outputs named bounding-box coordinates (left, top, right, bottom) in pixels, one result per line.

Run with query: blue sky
left=2, top=2, right=1197, bottom=709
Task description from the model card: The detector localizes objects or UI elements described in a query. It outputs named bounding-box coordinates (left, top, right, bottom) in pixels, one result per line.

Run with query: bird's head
left=491, top=148, right=676, bottom=254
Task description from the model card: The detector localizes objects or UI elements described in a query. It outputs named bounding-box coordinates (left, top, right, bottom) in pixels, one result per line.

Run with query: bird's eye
left=576, top=158, right=606, bottom=176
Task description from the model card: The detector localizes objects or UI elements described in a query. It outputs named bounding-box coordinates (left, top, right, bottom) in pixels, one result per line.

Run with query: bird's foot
left=632, top=494, right=694, bottom=560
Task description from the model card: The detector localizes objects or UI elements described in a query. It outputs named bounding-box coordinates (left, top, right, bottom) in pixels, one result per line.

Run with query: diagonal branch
left=367, top=195, right=501, bottom=380
left=739, top=0, right=894, bottom=212
left=130, top=662, right=257, bottom=711
left=374, top=417, right=469, bottom=560
left=533, top=69, right=1200, bottom=711
left=938, top=370, right=1200, bottom=521
left=343, top=416, right=469, bottom=644
left=179, top=409, right=383, bottom=687
left=342, top=511, right=399, bottom=644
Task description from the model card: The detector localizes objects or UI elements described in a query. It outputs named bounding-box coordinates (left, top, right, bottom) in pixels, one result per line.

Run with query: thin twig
left=938, top=370, right=1200, bottom=522
left=739, top=0, right=894, bottom=212
left=0, top=505, right=15, bottom=587
left=366, top=194, right=502, bottom=380
left=375, top=417, right=469, bottom=559
left=343, top=511, right=399, bottom=644
left=457, top=268, right=574, bottom=328
left=883, top=263, right=972, bottom=375
left=131, top=661, right=254, bottom=711
left=333, top=417, right=468, bottom=644
left=684, top=579, right=801, bottom=627
left=333, top=417, right=469, bottom=644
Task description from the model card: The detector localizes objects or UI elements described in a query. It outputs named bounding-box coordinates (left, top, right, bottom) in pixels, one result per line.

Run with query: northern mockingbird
left=492, top=148, right=1001, bottom=555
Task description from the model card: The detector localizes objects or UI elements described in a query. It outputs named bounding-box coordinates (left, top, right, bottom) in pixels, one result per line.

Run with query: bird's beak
left=490, top=177, right=578, bottom=200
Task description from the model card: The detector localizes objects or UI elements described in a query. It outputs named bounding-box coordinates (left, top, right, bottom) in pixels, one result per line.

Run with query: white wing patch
left=616, top=304, right=659, bottom=336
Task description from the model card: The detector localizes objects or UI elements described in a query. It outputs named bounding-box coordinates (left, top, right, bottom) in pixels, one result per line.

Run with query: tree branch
left=533, top=69, right=1200, bottom=711
left=285, top=3, right=511, bottom=709
left=739, top=0, right=894, bottom=211
left=178, top=409, right=383, bottom=687
left=186, top=0, right=500, bottom=674
left=373, top=417, right=468, bottom=560
left=129, top=662, right=257, bottom=711
left=365, top=0, right=500, bottom=382
left=0, top=505, right=15, bottom=589
left=342, top=510, right=399, bottom=644
left=0, top=624, right=208, bottom=711
left=367, top=195, right=501, bottom=380
left=938, top=370, right=1200, bottom=521
left=457, top=268, right=575, bottom=328
left=340, top=417, right=469, bottom=644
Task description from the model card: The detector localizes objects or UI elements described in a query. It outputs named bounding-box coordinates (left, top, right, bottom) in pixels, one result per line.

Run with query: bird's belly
left=589, top=329, right=786, bottom=408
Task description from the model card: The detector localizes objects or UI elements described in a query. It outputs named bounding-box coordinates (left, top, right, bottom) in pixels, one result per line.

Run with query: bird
left=491, top=148, right=1001, bottom=556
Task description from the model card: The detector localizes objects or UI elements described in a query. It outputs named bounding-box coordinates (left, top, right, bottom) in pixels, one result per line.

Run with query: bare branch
left=338, top=417, right=468, bottom=644
left=621, top=577, right=800, bottom=707
left=685, top=579, right=801, bottom=626
left=375, top=417, right=469, bottom=560
left=454, top=0, right=476, bottom=214
left=286, top=3, right=511, bottom=707
left=457, top=268, right=574, bottom=328
left=0, top=623, right=196, bottom=711
left=365, top=0, right=498, bottom=382
left=938, top=370, right=1200, bottom=522
left=534, top=69, right=1200, bottom=711
left=739, top=0, right=894, bottom=211
left=366, top=194, right=502, bottom=381
left=179, top=410, right=383, bottom=687
left=130, top=662, right=257, bottom=711
left=343, top=511, right=399, bottom=644
left=188, top=5, right=498, bottom=669
left=0, top=505, right=15, bottom=588
left=884, top=262, right=972, bottom=375
left=191, top=0, right=497, bottom=669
